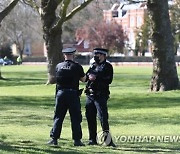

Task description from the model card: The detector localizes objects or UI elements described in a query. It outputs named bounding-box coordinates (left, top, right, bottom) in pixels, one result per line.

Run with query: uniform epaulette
left=73, top=61, right=79, bottom=65
left=90, top=62, right=96, bottom=68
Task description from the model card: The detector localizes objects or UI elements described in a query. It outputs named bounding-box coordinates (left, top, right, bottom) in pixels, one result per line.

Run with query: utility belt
left=85, top=88, right=107, bottom=97
left=57, top=86, right=83, bottom=97
left=56, top=84, right=77, bottom=91
left=58, top=88, right=77, bottom=92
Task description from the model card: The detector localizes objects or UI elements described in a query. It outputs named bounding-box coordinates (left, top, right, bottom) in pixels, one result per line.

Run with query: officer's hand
left=88, top=74, right=96, bottom=81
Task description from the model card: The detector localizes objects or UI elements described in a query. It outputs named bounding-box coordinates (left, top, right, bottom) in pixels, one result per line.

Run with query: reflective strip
left=94, top=50, right=107, bottom=55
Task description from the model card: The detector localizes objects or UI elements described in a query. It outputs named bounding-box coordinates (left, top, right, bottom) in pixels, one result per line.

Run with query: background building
left=103, top=2, right=147, bottom=54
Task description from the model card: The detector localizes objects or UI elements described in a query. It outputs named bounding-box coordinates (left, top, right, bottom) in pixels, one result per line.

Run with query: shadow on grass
left=1, top=94, right=180, bottom=110
left=0, top=71, right=47, bottom=87
left=0, top=96, right=53, bottom=126
left=0, top=78, right=46, bottom=87
left=1, top=95, right=180, bottom=126
left=0, top=140, right=81, bottom=154
left=109, top=95, right=180, bottom=109
left=1, top=139, right=180, bottom=154
left=0, top=77, right=9, bottom=80
left=107, top=94, right=180, bottom=126
left=0, top=96, right=54, bottom=109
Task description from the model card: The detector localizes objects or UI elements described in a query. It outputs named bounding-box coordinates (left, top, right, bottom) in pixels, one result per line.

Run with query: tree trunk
left=46, top=30, right=63, bottom=84
left=41, top=0, right=64, bottom=84
left=147, top=0, right=179, bottom=91
left=41, top=0, right=94, bottom=84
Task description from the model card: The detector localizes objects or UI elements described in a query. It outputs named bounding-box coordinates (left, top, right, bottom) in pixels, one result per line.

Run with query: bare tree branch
left=53, top=0, right=94, bottom=31
left=58, top=0, right=71, bottom=25
left=22, top=0, right=40, bottom=14
left=0, top=0, right=20, bottom=23
left=65, top=0, right=94, bottom=22
left=47, top=0, right=70, bottom=31
left=42, top=0, right=51, bottom=11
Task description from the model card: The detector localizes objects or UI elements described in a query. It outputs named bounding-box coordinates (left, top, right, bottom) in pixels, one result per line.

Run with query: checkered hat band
left=94, top=50, right=107, bottom=55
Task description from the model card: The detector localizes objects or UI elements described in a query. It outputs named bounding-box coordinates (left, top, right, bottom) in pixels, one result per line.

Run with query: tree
left=147, top=0, right=179, bottom=91
left=62, top=0, right=119, bottom=44
left=0, top=0, right=20, bottom=79
left=75, top=20, right=127, bottom=54
left=0, top=2, right=42, bottom=60
left=44, top=0, right=95, bottom=84
left=25, top=0, right=94, bottom=84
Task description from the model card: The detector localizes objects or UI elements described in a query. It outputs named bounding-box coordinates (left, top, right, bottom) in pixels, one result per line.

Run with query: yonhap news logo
left=96, top=131, right=180, bottom=145
left=114, top=135, right=180, bottom=143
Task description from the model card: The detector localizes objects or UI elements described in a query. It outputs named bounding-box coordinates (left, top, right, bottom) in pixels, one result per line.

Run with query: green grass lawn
left=0, top=65, right=180, bottom=154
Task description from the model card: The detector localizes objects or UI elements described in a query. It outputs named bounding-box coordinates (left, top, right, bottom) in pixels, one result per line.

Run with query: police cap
left=93, top=48, right=108, bottom=55
left=62, top=47, right=76, bottom=54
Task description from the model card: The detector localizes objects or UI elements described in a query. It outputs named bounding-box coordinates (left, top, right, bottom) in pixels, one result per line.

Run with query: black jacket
left=85, top=60, right=113, bottom=96
left=56, top=60, right=85, bottom=91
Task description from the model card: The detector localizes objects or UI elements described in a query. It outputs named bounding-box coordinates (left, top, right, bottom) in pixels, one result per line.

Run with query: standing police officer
left=85, top=48, right=115, bottom=147
left=48, top=47, right=86, bottom=146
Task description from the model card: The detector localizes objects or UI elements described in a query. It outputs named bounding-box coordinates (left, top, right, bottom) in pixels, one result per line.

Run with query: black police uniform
left=50, top=58, right=85, bottom=142
left=85, top=57, right=113, bottom=144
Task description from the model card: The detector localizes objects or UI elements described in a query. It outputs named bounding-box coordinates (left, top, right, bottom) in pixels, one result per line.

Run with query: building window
left=112, top=11, right=118, bottom=17
left=137, top=16, right=142, bottom=27
left=122, top=10, right=127, bottom=17
left=130, top=17, right=135, bottom=27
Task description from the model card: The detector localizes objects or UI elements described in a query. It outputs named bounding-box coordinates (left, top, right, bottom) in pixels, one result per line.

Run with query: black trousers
left=85, top=95, right=109, bottom=141
left=50, top=89, right=82, bottom=140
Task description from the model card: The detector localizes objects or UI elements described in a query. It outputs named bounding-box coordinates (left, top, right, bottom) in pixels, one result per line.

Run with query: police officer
left=48, top=47, right=86, bottom=146
left=85, top=48, right=115, bottom=147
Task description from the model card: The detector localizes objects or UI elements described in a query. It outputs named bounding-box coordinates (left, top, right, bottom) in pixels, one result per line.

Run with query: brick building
left=103, top=2, right=147, bottom=53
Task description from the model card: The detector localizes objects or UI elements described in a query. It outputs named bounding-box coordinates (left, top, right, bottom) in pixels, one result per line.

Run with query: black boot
left=88, top=140, right=98, bottom=145
left=74, top=140, right=85, bottom=146
left=47, top=138, right=58, bottom=146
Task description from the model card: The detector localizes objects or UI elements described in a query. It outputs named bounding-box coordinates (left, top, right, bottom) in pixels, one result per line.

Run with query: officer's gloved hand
left=88, top=74, right=96, bottom=81
left=78, top=88, right=84, bottom=97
